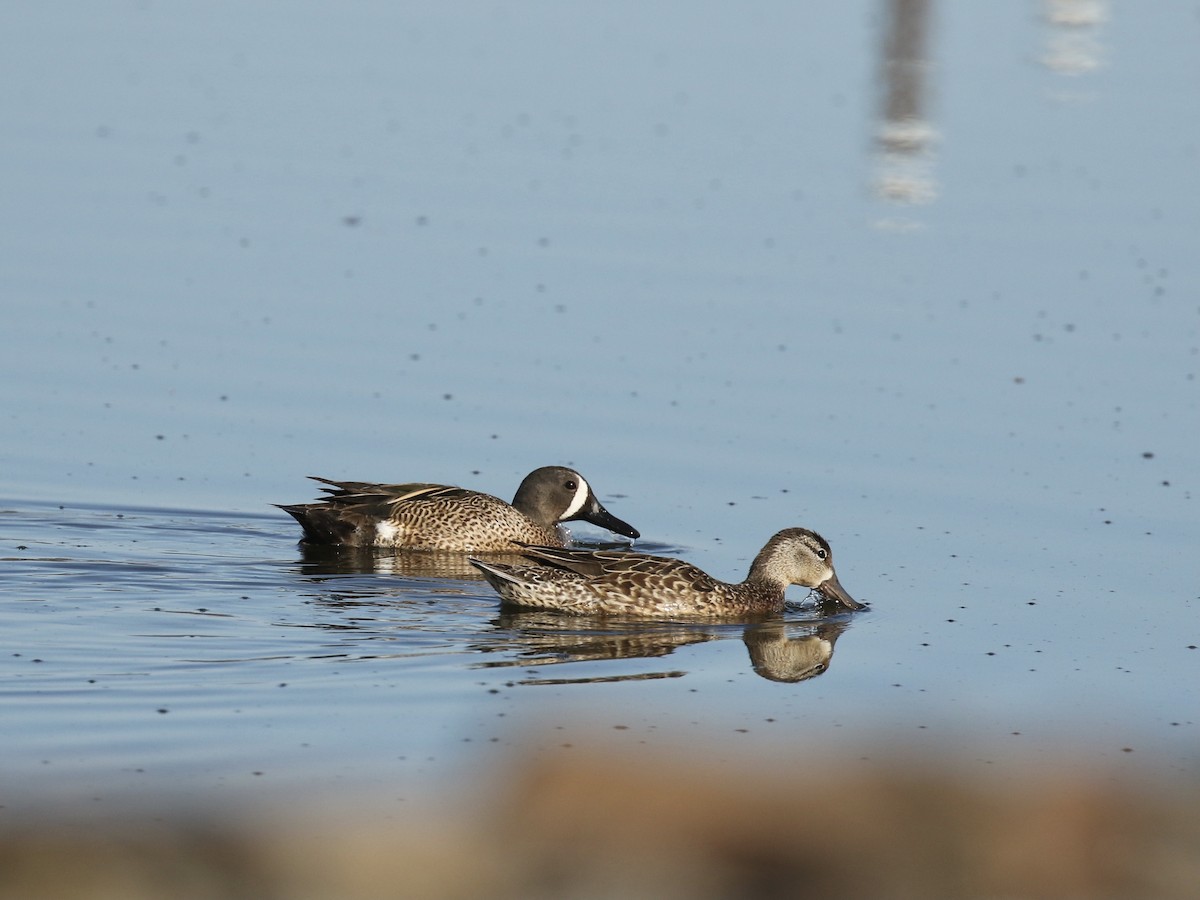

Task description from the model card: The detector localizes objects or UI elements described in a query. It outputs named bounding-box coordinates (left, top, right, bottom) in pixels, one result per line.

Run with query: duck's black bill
left=817, top=572, right=865, bottom=611
left=579, top=498, right=640, bottom=540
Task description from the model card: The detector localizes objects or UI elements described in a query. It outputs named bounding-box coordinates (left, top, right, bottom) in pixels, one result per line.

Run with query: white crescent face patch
left=561, top=476, right=591, bottom=520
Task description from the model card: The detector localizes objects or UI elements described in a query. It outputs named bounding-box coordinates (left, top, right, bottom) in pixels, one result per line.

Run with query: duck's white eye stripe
left=562, top=477, right=591, bottom=519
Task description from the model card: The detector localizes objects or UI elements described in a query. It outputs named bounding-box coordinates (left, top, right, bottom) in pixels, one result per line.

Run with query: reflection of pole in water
left=1041, top=0, right=1107, bottom=77
left=873, top=0, right=938, bottom=212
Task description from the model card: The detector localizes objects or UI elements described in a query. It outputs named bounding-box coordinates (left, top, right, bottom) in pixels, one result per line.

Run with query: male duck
left=279, top=466, right=639, bottom=552
left=469, top=527, right=864, bottom=617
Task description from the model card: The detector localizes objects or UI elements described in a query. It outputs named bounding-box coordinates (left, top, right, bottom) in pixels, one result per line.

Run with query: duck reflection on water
left=289, top=538, right=646, bottom=581
left=476, top=610, right=853, bottom=685
left=743, top=620, right=849, bottom=683
left=291, top=543, right=531, bottom=580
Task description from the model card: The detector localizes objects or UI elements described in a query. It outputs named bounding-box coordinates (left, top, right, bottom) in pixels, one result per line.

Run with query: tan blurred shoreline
left=3, top=747, right=1197, bottom=899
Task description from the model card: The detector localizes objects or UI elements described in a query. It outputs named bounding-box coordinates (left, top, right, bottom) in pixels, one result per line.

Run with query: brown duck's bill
left=577, top=497, right=640, bottom=540
left=816, top=572, right=866, bottom=610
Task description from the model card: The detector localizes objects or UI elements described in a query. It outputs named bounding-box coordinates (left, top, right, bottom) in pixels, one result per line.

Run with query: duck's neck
left=744, top=545, right=790, bottom=595
left=741, top=562, right=788, bottom=611
left=732, top=578, right=787, bottom=615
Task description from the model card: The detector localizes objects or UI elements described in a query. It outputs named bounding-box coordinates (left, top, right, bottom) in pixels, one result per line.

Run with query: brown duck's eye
left=565, top=480, right=577, bottom=490
left=817, top=548, right=828, bottom=560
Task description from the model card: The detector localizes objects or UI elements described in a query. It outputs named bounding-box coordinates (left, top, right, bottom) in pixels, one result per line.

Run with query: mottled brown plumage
left=470, top=528, right=865, bottom=617
left=278, top=466, right=639, bottom=552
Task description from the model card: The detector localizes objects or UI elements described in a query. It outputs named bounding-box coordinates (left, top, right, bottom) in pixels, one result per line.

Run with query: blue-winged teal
left=469, top=528, right=864, bottom=616
left=278, top=466, right=639, bottom=552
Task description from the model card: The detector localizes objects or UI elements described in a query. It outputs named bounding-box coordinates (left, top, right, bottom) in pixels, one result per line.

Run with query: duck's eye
left=565, top=480, right=577, bottom=491
left=817, top=548, right=828, bottom=560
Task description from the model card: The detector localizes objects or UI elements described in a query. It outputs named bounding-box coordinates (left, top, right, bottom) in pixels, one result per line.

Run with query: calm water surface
left=2, top=1, right=1198, bottom=817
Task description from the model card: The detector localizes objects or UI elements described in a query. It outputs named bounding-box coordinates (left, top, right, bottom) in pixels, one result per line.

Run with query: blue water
left=2, top=1, right=1198, bottom=814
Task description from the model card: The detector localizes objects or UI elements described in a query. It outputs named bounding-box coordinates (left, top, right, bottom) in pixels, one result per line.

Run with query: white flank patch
left=374, top=521, right=400, bottom=545
left=561, top=476, right=591, bottom=520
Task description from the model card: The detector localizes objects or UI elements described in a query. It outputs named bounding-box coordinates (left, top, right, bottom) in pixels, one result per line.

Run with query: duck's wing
left=515, top=545, right=720, bottom=593
left=307, top=477, right=467, bottom=506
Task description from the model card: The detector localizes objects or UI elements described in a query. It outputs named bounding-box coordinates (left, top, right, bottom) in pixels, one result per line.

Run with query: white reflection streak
left=1041, top=0, right=1108, bottom=76
left=872, top=0, right=939, bottom=229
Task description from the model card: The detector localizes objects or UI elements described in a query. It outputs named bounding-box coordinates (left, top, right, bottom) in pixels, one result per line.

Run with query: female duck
left=279, top=466, right=639, bottom=552
left=470, top=527, right=864, bottom=616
